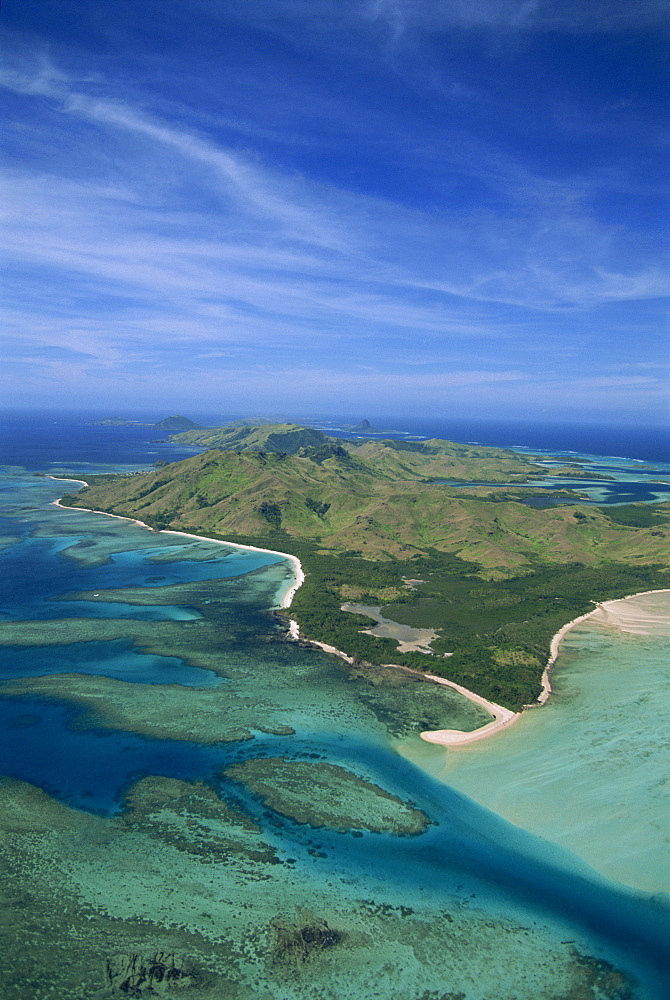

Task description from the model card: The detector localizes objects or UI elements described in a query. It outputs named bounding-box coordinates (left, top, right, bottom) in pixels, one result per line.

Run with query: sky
left=2, top=0, right=669, bottom=423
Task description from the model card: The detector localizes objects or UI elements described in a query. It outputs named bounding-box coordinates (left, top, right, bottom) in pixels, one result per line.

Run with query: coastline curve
left=49, top=478, right=305, bottom=611
left=49, top=478, right=670, bottom=749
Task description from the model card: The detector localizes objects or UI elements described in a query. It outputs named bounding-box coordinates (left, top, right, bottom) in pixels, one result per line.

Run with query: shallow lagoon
left=410, top=592, right=670, bottom=896
left=0, top=423, right=669, bottom=998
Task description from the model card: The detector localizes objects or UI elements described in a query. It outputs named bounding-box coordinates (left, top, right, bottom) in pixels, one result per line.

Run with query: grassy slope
left=170, top=423, right=541, bottom=481
left=169, top=422, right=335, bottom=453
left=61, top=427, right=670, bottom=710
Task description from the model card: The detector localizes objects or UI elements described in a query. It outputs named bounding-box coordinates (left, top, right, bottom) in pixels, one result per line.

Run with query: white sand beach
left=160, top=530, right=304, bottom=610
left=418, top=672, right=520, bottom=747
left=539, top=589, right=670, bottom=704
left=50, top=484, right=305, bottom=612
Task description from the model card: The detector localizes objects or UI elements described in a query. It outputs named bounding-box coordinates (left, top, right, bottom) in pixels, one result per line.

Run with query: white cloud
left=1, top=36, right=666, bottom=417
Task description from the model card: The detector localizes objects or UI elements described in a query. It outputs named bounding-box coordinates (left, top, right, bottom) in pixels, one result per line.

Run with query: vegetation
left=283, top=547, right=669, bottom=710
left=169, top=422, right=334, bottom=453
left=602, top=504, right=670, bottom=529
left=61, top=423, right=670, bottom=711
left=153, top=415, right=205, bottom=432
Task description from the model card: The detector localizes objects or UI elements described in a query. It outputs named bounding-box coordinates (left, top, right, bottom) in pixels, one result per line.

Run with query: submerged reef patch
left=121, top=776, right=279, bottom=865
left=271, top=914, right=343, bottom=967
left=1, top=671, right=258, bottom=744
left=0, top=776, right=640, bottom=1000
left=224, top=757, right=429, bottom=835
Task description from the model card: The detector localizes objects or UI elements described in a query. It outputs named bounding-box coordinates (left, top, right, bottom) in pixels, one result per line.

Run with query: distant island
left=92, top=414, right=205, bottom=431
left=153, top=415, right=206, bottom=432
left=60, top=422, right=670, bottom=712
left=91, top=416, right=149, bottom=427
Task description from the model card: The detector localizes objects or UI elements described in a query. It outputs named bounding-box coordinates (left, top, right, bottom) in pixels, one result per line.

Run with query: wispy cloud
left=199, top=0, right=669, bottom=39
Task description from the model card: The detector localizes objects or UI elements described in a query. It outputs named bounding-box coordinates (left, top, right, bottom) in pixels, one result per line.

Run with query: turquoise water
left=433, top=451, right=670, bottom=505
left=0, top=420, right=669, bottom=998
left=410, top=592, right=670, bottom=896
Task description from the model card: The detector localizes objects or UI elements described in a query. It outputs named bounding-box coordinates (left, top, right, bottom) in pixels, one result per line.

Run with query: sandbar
left=590, top=590, right=670, bottom=635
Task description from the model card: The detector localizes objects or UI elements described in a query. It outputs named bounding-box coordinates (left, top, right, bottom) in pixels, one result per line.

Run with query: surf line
left=48, top=477, right=304, bottom=611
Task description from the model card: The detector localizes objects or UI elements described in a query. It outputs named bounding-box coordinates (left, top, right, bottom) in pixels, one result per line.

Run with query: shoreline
left=417, top=672, right=520, bottom=747
left=538, top=588, right=670, bottom=706
left=50, top=485, right=513, bottom=738
left=49, top=478, right=670, bottom=749
left=418, top=588, right=670, bottom=748
left=49, top=480, right=305, bottom=611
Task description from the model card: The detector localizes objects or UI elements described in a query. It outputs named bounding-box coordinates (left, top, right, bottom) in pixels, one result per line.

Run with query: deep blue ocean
left=2, top=409, right=668, bottom=467
left=323, top=414, right=670, bottom=464
left=1, top=409, right=669, bottom=1000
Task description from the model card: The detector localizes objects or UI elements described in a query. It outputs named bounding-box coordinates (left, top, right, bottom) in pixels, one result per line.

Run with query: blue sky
left=2, top=0, right=668, bottom=423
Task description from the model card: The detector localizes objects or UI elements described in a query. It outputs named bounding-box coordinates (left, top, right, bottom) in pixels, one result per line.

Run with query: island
left=59, top=422, right=670, bottom=715
left=91, top=414, right=205, bottom=431
left=348, top=418, right=377, bottom=432
left=152, top=415, right=206, bottom=432
left=91, top=416, right=150, bottom=427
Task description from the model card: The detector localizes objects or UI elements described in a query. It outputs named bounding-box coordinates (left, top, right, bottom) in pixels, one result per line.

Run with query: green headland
left=60, top=423, right=670, bottom=711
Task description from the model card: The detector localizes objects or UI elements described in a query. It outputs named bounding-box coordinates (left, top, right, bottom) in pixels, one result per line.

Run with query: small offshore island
left=59, top=421, right=670, bottom=728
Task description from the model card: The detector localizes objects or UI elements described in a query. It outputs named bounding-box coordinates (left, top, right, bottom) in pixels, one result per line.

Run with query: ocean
left=0, top=410, right=668, bottom=999
left=320, top=414, right=670, bottom=465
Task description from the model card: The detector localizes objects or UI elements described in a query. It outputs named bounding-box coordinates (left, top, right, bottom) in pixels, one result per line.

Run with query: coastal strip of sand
left=49, top=482, right=305, bottom=612
left=160, top=530, right=304, bottom=610
left=538, top=589, right=670, bottom=705
left=47, top=476, right=89, bottom=487
left=418, top=673, right=520, bottom=747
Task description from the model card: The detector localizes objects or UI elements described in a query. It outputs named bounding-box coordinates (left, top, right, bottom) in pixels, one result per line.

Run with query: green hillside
left=60, top=425, right=670, bottom=710
left=168, top=422, right=541, bottom=481
left=169, top=422, right=335, bottom=453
